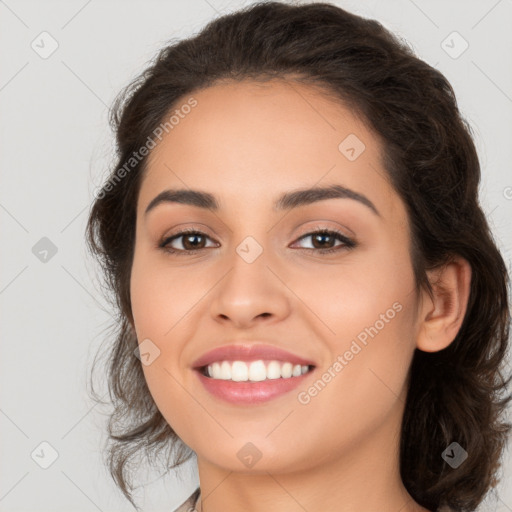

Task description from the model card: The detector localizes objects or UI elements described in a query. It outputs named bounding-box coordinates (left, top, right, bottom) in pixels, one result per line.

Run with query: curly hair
left=85, top=2, right=512, bottom=511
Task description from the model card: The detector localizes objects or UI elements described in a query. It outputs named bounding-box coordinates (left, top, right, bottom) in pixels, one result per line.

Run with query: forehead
left=138, top=78, right=401, bottom=221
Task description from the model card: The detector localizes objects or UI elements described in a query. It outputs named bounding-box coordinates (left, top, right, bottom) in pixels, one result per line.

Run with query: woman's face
left=130, top=79, right=422, bottom=474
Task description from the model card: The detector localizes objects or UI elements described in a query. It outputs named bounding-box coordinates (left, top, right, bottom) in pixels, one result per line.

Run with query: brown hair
left=85, top=2, right=512, bottom=511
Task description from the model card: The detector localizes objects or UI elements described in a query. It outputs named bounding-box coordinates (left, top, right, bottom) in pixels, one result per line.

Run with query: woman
left=86, top=2, right=511, bottom=511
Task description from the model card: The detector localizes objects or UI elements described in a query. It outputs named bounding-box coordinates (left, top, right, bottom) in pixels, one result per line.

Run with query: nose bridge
left=208, top=228, right=290, bottom=324
left=235, top=233, right=266, bottom=266
left=223, top=207, right=274, bottom=270
left=225, top=231, right=274, bottom=295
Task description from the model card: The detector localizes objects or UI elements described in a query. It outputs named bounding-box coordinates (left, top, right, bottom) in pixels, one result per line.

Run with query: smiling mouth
left=197, top=360, right=316, bottom=382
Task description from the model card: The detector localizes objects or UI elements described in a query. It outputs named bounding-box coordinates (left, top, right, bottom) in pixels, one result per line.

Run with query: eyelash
left=158, top=227, right=357, bottom=256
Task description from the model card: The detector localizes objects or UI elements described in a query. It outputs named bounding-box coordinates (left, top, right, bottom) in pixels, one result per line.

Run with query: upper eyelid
left=163, top=226, right=350, bottom=238
left=162, top=220, right=354, bottom=238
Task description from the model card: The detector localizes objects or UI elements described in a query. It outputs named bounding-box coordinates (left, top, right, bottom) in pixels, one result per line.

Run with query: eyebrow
left=144, top=184, right=380, bottom=217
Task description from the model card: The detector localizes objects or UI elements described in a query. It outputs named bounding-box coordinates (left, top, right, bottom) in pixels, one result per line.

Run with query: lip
left=191, top=343, right=317, bottom=405
left=191, top=343, right=316, bottom=369
left=194, top=368, right=315, bottom=405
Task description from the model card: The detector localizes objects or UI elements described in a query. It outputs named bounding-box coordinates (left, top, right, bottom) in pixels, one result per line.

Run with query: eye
left=291, top=228, right=356, bottom=254
left=158, top=227, right=357, bottom=256
left=159, top=228, right=218, bottom=254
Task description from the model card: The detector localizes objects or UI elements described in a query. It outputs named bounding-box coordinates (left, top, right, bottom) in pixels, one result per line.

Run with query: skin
left=129, top=79, right=471, bottom=512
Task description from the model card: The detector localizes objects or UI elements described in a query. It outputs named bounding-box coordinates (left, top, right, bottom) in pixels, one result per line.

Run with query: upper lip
left=191, top=343, right=316, bottom=369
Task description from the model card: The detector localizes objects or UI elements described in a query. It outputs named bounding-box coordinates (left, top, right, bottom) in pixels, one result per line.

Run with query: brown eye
left=292, top=229, right=356, bottom=254
left=159, top=230, right=217, bottom=254
left=310, top=232, right=337, bottom=249
left=180, top=232, right=207, bottom=250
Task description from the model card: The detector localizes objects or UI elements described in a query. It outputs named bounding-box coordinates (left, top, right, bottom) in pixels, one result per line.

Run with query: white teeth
left=248, top=360, right=267, bottom=382
left=231, top=361, right=248, bottom=381
left=266, top=361, right=282, bottom=379
left=281, top=362, right=293, bottom=378
left=205, top=360, right=312, bottom=381
left=220, top=361, right=231, bottom=380
left=211, top=362, right=220, bottom=378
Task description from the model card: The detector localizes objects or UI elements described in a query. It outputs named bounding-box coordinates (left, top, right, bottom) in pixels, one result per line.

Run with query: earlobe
left=416, top=256, right=472, bottom=353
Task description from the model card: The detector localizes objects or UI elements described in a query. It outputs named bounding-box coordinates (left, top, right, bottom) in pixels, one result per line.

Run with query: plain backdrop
left=1, top=0, right=511, bottom=511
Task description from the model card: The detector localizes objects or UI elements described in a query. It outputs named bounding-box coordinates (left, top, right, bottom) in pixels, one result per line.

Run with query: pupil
left=185, top=234, right=203, bottom=249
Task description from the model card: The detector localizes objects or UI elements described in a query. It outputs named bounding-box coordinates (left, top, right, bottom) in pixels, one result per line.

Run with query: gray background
left=1, top=0, right=511, bottom=511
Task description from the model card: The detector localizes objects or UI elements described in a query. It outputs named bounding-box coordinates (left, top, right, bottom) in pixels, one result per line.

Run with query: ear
left=416, top=256, right=472, bottom=353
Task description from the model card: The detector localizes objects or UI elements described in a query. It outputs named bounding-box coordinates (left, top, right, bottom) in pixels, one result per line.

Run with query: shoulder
left=172, top=487, right=201, bottom=512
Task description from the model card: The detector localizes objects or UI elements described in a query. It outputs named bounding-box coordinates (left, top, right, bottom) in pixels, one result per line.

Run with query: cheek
left=130, top=250, right=206, bottom=340
left=295, top=246, right=417, bottom=399
left=325, top=297, right=416, bottom=426
left=130, top=255, right=198, bottom=430
left=287, top=246, right=414, bottom=342
left=293, top=302, right=416, bottom=455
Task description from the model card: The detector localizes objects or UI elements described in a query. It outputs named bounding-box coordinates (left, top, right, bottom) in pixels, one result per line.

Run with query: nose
left=208, top=245, right=291, bottom=329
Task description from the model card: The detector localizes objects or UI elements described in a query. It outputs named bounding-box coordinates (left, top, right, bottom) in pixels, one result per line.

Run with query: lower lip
left=194, top=368, right=314, bottom=405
